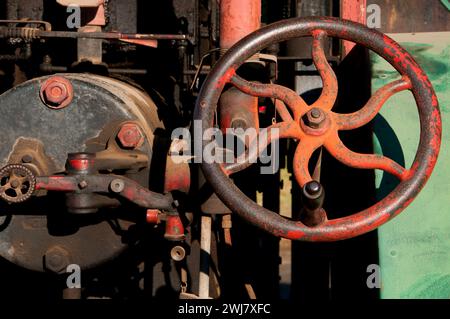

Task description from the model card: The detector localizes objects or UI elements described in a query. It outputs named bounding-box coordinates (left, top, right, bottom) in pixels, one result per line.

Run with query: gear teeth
left=0, top=164, right=36, bottom=204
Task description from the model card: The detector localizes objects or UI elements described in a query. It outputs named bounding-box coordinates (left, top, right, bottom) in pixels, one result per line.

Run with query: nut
left=117, top=123, right=144, bottom=149
left=44, top=246, right=71, bottom=274
left=78, top=180, right=88, bottom=189
left=303, top=108, right=326, bottom=129
left=40, top=76, right=73, bottom=109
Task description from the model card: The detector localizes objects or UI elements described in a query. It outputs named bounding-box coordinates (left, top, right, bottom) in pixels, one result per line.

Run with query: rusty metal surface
left=219, top=87, right=259, bottom=132
left=0, top=73, right=162, bottom=171
left=340, top=0, right=367, bottom=56
left=146, top=209, right=161, bottom=224
left=0, top=164, right=36, bottom=203
left=117, top=122, right=144, bottom=149
left=39, top=76, right=74, bottom=110
left=164, top=156, right=190, bottom=193
left=0, top=73, right=172, bottom=271
left=195, top=17, right=441, bottom=241
left=164, top=213, right=185, bottom=241
left=219, top=0, right=261, bottom=50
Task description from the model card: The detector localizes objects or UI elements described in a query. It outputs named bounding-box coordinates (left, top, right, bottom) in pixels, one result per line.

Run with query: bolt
left=78, top=180, right=88, bottom=189
left=303, top=108, right=326, bottom=129
left=44, top=246, right=70, bottom=274
left=21, top=154, right=33, bottom=163
left=110, top=179, right=125, bottom=193
left=10, top=180, right=20, bottom=189
left=40, top=76, right=73, bottom=109
left=310, top=108, right=321, bottom=119
left=117, top=123, right=144, bottom=149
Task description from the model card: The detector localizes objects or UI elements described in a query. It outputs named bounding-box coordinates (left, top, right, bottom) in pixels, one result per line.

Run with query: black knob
left=304, top=180, right=322, bottom=198
left=301, top=180, right=324, bottom=211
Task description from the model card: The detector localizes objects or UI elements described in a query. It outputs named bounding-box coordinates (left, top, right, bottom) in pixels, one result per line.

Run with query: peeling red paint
left=68, top=159, right=94, bottom=171
left=216, top=67, right=236, bottom=89
left=35, top=176, right=78, bottom=192
left=165, top=214, right=185, bottom=241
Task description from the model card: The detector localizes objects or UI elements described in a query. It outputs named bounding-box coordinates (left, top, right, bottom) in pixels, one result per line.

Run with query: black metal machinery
left=0, top=0, right=441, bottom=301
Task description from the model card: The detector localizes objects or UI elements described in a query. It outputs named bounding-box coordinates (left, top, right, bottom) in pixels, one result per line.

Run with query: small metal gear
left=0, top=164, right=36, bottom=203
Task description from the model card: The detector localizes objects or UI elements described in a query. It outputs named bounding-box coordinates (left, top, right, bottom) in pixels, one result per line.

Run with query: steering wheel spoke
left=310, top=30, right=338, bottom=111
left=274, top=99, right=294, bottom=122
left=324, top=131, right=409, bottom=181
left=293, top=139, right=322, bottom=187
left=223, top=121, right=300, bottom=175
left=230, top=75, right=308, bottom=121
left=335, top=77, right=412, bottom=130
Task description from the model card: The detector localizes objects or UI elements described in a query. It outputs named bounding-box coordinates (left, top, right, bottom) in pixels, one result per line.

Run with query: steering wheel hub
left=301, top=107, right=331, bottom=136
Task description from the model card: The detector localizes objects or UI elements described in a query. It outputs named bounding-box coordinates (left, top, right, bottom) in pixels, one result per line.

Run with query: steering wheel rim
left=194, top=17, right=441, bottom=241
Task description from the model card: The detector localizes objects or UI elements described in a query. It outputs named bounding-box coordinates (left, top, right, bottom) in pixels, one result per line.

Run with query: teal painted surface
left=441, top=0, right=450, bottom=11
left=372, top=32, right=450, bottom=299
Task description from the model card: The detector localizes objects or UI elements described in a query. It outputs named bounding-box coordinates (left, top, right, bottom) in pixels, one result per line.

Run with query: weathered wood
left=368, top=0, right=450, bottom=33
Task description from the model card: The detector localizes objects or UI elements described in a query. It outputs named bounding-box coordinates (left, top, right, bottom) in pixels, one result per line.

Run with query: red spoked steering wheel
left=194, top=17, right=441, bottom=241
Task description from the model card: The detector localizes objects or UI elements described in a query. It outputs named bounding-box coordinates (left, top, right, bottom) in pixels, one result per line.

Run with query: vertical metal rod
left=219, top=0, right=262, bottom=50
left=340, top=0, right=367, bottom=56
left=199, top=215, right=212, bottom=298
left=219, top=0, right=261, bottom=144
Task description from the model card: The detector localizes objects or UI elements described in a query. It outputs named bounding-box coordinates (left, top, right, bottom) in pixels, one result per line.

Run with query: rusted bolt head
left=117, top=123, right=144, bottom=149
left=44, top=246, right=71, bottom=274
left=40, top=76, right=73, bottom=109
left=78, top=180, right=88, bottom=189
left=303, top=108, right=326, bottom=129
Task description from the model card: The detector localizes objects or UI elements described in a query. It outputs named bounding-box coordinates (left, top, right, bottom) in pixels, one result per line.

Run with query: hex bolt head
left=45, top=83, right=67, bottom=104
left=40, top=76, right=73, bottom=109
left=303, top=108, right=326, bottom=129
left=78, top=180, right=88, bottom=189
left=117, top=123, right=144, bottom=149
left=44, top=246, right=71, bottom=274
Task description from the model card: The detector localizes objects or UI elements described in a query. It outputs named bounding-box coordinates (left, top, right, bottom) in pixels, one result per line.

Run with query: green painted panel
left=372, top=32, right=450, bottom=299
